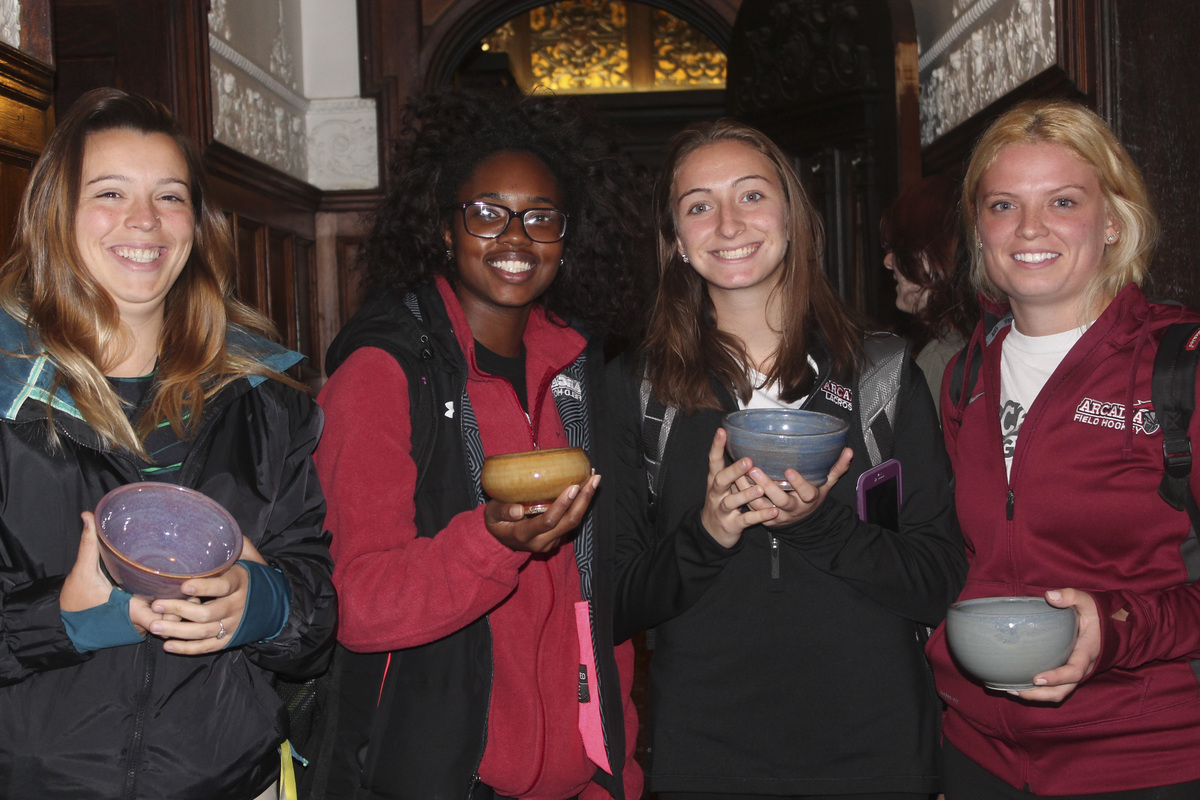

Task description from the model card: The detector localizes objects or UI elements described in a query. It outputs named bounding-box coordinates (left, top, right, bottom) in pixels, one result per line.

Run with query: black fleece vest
left=323, top=284, right=623, bottom=800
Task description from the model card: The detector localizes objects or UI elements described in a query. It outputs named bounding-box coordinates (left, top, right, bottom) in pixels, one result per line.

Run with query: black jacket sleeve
left=243, top=387, right=338, bottom=678
left=606, top=354, right=740, bottom=643
left=773, top=356, right=967, bottom=626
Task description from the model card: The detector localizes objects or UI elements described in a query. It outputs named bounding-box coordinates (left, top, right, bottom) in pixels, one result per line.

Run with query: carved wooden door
left=725, top=0, right=920, bottom=327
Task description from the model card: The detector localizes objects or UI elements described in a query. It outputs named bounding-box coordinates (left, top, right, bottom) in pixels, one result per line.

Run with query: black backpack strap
left=1154, top=323, right=1200, bottom=511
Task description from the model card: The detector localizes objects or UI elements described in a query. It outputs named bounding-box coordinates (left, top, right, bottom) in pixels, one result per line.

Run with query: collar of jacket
left=431, top=274, right=587, bottom=382
left=0, top=308, right=303, bottom=423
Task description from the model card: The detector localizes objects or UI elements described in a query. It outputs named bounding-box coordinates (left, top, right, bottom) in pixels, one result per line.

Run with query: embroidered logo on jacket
left=1073, top=397, right=1158, bottom=434
left=820, top=379, right=853, bottom=410
left=552, top=374, right=583, bottom=402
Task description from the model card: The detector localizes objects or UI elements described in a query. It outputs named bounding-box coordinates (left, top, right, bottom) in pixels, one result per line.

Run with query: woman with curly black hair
left=314, top=90, right=650, bottom=800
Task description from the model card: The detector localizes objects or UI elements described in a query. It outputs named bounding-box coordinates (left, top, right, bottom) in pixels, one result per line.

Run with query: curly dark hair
left=358, top=89, right=653, bottom=337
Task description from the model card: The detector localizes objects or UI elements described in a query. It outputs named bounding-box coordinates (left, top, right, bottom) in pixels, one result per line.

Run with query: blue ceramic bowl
left=722, top=409, right=850, bottom=488
left=946, top=596, right=1078, bottom=691
left=94, top=483, right=243, bottom=599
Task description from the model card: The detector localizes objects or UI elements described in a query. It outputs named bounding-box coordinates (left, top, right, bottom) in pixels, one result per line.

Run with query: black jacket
left=319, top=283, right=630, bottom=800
left=609, top=339, right=966, bottom=795
left=0, top=314, right=337, bottom=800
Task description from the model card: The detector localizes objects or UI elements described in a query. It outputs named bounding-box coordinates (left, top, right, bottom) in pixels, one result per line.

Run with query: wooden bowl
left=481, top=446, right=592, bottom=514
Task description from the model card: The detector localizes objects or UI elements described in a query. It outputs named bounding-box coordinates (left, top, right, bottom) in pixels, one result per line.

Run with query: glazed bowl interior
left=945, top=596, right=1078, bottom=691
left=480, top=446, right=592, bottom=514
left=94, top=482, right=243, bottom=599
left=723, top=408, right=849, bottom=488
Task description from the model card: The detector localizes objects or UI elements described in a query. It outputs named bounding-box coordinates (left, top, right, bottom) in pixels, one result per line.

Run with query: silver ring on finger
left=215, top=619, right=227, bottom=640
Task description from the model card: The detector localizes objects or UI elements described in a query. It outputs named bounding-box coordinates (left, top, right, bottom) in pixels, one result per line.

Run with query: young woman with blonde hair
left=934, top=97, right=1200, bottom=799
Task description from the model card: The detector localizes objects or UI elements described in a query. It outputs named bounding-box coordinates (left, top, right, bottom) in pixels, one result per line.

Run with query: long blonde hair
left=962, top=98, right=1158, bottom=315
left=0, top=87, right=298, bottom=457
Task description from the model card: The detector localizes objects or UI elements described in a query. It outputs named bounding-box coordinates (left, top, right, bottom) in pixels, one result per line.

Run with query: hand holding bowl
left=481, top=447, right=592, bottom=515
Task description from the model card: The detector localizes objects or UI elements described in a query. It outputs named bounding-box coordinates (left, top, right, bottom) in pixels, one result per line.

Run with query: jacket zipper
left=53, top=385, right=241, bottom=798
left=772, top=534, right=782, bottom=592
left=465, top=618, right=494, bottom=800
left=122, top=642, right=157, bottom=800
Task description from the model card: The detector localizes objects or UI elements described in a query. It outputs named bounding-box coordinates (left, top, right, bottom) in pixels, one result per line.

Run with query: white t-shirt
left=999, top=324, right=1088, bottom=477
left=741, top=356, right=819, bottom=409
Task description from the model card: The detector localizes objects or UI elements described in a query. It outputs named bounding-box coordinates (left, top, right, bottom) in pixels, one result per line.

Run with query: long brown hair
left=0, top=87, right=297, bottom=457
left=642, top=119, right=861, bottom=414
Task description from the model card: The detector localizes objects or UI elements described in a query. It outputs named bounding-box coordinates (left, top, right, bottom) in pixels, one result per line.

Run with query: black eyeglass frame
left=457, top=201, right=569, bottom=243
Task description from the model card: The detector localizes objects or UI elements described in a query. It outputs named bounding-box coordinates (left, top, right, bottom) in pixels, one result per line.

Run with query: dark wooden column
left=1109, top=0, right=1200, bottom=306
left=726, top=0, right=920, bottom=327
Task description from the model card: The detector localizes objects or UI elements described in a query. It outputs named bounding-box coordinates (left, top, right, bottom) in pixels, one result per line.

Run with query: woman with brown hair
left=0, top=87, right=336, bottom=799
left=880, top=173, right=978, bottom=410
left=609, top=119, right=965, bottom=799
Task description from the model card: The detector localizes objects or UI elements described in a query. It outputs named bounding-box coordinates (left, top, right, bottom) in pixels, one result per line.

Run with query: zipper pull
left=1006, top=489, right=1015, bottom=521
left=769, top=534, right=782, bottom=590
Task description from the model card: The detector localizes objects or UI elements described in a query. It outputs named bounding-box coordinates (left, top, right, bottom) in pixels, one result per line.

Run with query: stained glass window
left=481, top=1, right=726, bottom=94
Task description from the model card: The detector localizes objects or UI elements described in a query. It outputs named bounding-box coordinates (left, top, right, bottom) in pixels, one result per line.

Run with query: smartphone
left=856, top=458, right=902, bottom=528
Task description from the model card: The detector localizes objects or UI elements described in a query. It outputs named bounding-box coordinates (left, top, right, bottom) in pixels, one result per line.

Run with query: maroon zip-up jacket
left=933, top=283, right=1200, bottom=794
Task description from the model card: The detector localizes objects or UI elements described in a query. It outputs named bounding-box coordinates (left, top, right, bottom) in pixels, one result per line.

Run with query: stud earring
left=977, top=241, right=983, bottom=250
left=1107, top=233, right=1118, bottom=243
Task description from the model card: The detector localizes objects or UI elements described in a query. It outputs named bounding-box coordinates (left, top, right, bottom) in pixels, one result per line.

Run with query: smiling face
left=444, top=150, right=565, bottom=335
left=75, top=128, right=194, bottom=329
left=977, top=141, right=1117, bottom=334
left=672, top=140, right=789, bottom=305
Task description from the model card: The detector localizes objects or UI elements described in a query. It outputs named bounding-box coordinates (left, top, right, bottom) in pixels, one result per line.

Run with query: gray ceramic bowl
left=723, top=409, right=849, bottom=488
left=945, top=596, right=1078, bottom=690
left=94, top=482, right=243, bottom=599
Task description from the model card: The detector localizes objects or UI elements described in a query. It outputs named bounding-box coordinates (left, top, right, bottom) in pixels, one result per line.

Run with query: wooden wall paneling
left=268, top=230, right=292, bottom=352
left=0, top=44, right=53, bottom=260
left=233, top=214, right=268, bottom=313
left=1110, top=0, right=1200, bottom=307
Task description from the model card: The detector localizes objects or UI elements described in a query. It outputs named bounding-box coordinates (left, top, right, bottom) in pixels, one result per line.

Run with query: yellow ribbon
left=280, top=740, right=298, bottom=800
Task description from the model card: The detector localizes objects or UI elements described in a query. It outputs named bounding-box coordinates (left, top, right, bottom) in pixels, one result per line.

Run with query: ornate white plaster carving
left=269, top=0, right=297, bottom=89
left=919, top=0, right=1055, bottom=145
left=307, top=98, right=379, bottom=191
left=210, top=59, right=307, bottom=180
left=0, top=0, right=20, bottom=50
left=208, top=0, right=231, bottom=40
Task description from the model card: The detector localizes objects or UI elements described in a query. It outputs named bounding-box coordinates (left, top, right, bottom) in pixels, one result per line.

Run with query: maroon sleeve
left=315, top=347, right=527, bottom=652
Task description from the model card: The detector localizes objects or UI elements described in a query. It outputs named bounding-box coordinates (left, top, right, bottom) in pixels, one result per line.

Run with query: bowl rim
left=94, top=482, right=243, bottom=579
left=481, top=445, right=589, bottom=465
left=722, top=408, right=850, bottom=435
left=949, top=595, right=1074, bottom=616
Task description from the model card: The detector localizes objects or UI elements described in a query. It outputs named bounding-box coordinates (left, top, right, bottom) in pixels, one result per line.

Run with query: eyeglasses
left=458, top=202, right=568, bottom=243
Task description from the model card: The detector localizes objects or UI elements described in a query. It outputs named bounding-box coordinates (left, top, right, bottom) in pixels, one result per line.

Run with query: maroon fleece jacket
left=315, top=277, right=641, bottom=800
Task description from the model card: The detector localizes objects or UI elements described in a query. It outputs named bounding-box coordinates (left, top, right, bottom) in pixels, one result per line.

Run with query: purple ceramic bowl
left=94, top=482, right=243, bottom=599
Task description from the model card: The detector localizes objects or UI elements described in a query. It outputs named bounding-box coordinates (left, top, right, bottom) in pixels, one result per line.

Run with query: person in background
left=881, top=173, right=978, bottom=411
left=314, top=90, right=648, bottom=800
left=609, top=118, right=966, bottom=800
left=932, top=97, right=1200, bottom=799
left=0, top=87, right=336, bottom=800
